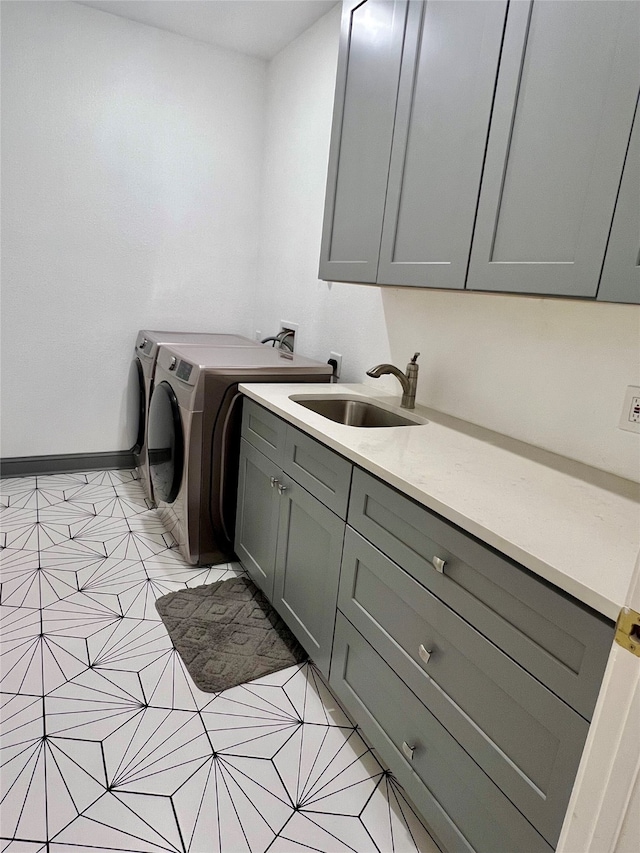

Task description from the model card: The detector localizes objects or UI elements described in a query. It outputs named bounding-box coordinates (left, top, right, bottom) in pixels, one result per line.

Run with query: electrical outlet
left=255, top=330, right=262, bottom=341
left=279, top=320, right=298, bottom=352
left=618, top=386, right=640, bottom=434
left=329, top=351, right=342, bottom=379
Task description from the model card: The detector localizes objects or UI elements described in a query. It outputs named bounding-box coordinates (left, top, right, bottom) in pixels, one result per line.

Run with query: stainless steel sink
left=291, top=397, right=423, bottom=427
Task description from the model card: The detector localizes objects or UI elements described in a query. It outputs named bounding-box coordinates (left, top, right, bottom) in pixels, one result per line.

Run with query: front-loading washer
left=129, top=330, right=258, bottom=504
left=147, top=343, right=332, bottom=566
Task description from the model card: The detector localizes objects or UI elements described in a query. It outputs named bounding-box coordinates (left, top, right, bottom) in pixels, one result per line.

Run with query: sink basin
left=291, top=397, right=422, bottom=427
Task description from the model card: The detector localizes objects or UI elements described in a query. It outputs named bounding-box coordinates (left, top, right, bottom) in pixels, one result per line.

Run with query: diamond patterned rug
left=155, top=576, right=308, bottom=692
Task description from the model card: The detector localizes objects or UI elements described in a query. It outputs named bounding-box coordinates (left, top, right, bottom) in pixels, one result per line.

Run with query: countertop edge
left=239, top=383, right=639, bottom=623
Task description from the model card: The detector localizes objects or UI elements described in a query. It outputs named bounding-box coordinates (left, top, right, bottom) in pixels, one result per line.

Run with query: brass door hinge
left=614, top=607, right=640, bottom=657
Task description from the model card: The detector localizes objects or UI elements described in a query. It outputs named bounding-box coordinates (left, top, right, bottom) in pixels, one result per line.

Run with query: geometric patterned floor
left=0, top=470, right=440, bottom=852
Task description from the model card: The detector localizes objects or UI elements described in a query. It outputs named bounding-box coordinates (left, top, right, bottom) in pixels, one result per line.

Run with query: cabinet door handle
left=402, top=741, right=415, bottom=762
left=277, top=483, right=288, bottom=494
left=418, top=644, right=432, bottom=665
left=431, top=555, right=446, bottom=573
left=270, top=477, right=279, bottom=488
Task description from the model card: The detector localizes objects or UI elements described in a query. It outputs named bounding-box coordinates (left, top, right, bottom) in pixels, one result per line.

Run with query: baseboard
left=0, top=450, right=135, bottom=478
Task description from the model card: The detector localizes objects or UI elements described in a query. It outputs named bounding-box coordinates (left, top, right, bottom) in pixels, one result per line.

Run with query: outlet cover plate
left=619, top=386, right=640, bottom=433
left=329, top=351, right=342, bottom=379
left=279, top=320, right=299, bottom=352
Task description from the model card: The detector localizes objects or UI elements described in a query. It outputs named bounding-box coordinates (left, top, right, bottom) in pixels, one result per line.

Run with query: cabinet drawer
left=241, top=399, right=287, bottom=465
left=330, top=615, right=553, bottom=853
left=340, top=528, right=588, bottom=846
left=348, top=469, right=613, bottom=719
left=283, top=426, right=352, bottom=518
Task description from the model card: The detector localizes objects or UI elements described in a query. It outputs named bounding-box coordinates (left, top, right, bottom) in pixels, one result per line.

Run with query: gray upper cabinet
left=320, top=0, right=639, bottom=303
left=377, top=0, right=507, bottom=288
left=598, top=96, right=640, bottom=304
left=467, top=0, right=639, bottom=298
left=318, top=0, right=407, bottom=284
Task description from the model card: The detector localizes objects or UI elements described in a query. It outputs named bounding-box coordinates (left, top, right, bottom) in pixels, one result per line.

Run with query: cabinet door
left=234, top=440, right=281, bottom=600
left=467, top=0, right=640, bottom=297
left=598, top=96, right=640, bottom=304
left=377, top=0, right=507, bottom=289
left=318, top=0, right=408, bottom=284
left=273, top=477, right=345, bottom=677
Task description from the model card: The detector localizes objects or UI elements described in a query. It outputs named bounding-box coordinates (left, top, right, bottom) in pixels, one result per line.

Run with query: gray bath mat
left=155, top=576, right=307, bottom=693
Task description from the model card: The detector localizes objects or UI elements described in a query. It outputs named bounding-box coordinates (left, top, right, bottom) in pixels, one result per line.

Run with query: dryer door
left=127, top=357, right=146, bottom=455
left=148, top=381, right=184, bottom=504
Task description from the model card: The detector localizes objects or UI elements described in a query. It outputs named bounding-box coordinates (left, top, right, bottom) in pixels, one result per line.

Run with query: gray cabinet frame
left=318, top=0, right=407, bottom=284
left=235, top=438, right=281, bottom=599
left=598, top=94, right=640, bottom=303
left=236, top=400, right=615, bottom=852
left=236, top=403, right=350, bottom=677
left=320, top=0, right=639, bottom=304
left=377, top=0, right=507, bottom=289
left=467, top=0, right=639, bottom=297
left=273, top=476, right=346, bottom=677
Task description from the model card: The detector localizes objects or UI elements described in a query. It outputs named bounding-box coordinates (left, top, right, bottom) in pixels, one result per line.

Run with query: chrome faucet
left=366, top=353, right=420, bottom=409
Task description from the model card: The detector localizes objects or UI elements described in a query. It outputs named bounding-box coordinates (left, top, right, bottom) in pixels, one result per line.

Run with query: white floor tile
left=1, top=842, right=47, bottom=852
left=52, top=791, right=182, bottom=852
left=361, top=775, right=443, bottom=853
left=274, top=725, right=383, bottom=814
left=0, top=469, right=439, bottom=853
left=269, top=811, right=380, bottom=852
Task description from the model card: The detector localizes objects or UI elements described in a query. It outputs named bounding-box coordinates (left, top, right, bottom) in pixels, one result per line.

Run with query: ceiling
left=75, top=1, right=339, bottom=60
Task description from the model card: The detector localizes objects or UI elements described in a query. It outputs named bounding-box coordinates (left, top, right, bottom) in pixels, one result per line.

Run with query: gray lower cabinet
left=273, top=477, right=345, bottom=677
left=337, top=528, right=588, bottom=848
left=235, top=400, right=350, bottom=677
left=330, top=615, right=553, bottom=853
left=235, top=438, right=281, bottom=599
left=348, top=468, right=613, bottom=721
left=237, top=400, right=615, bottom=852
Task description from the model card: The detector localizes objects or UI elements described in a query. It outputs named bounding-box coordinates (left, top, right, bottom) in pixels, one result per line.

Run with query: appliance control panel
left=176, top=361, right=193, bottom=382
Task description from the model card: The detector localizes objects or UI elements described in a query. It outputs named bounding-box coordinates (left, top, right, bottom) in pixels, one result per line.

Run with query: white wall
left=255, top=5, right=640, bottom=483
left=1, top=1, right=265, bottom=456
left=2, top=1, right=639, bottom=483
left=254, top=4, right=392, bottom=386
left=382, top=289, right=640, bottom=481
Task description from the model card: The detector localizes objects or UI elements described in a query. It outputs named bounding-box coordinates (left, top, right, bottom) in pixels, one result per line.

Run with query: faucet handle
left=410, top=352, right=420, bottom=364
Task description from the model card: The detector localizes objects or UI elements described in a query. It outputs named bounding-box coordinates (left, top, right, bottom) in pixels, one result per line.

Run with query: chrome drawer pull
left=402, top=741, right=415, bottom=762
left=270, top=477, right=278, bottom=488
left=431, top=556, right=446, bottom=573
left=277, top=483, right=288, bottom=495
left=418, top=644, right=432, bottom=665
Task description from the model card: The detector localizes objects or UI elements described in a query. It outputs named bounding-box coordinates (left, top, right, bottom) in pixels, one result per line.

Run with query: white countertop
left=239, top=382, right=640, bottom=622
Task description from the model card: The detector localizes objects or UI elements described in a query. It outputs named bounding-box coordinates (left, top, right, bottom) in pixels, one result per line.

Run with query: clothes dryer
left=130, top=330, right=258, bottom=504
left=147, top=343, right=332, bottom=566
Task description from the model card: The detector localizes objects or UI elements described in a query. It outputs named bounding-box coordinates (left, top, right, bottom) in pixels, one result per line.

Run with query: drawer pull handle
left=431, top=556, right=446, bottom=573
left=418, top=645, right=432, bottom=665
left=402, top=741, right=415, bottom=762
left=277, top=483, right=288, bottom=495
left=270, top=477, right=279, bottom=488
